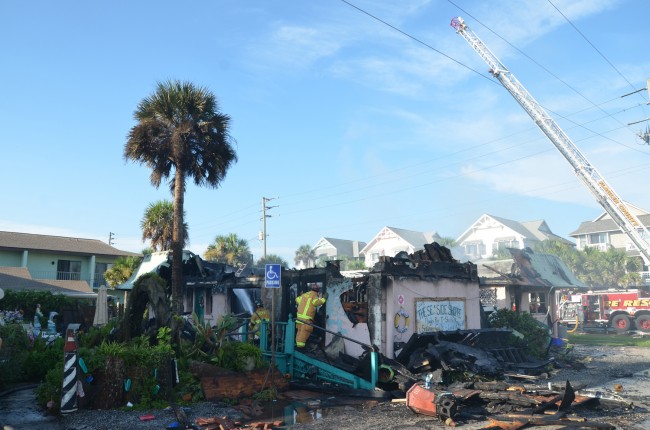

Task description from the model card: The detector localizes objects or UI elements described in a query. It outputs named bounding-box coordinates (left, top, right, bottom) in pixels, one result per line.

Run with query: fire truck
left=558, top=289, right=650, bottom=333
left=450, top=17, right=650, bottom=333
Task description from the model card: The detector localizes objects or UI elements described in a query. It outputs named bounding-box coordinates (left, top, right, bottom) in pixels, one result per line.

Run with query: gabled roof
left=457, top=214, right=571, bottom=245
left=509, top=248, right=587, bottom=289
left=360, top=227, right=440, bottom=255
left=0, top=267, right=94, bottom=296
left=0, top=231, right=140, bottom=258
left=570, top=214, right=650, bottom=236
left=313, top=237, right=366, bottom=256
left=478, top=249, right=587, bottom=289
left=593, top=202, right=649, bottom=222
left=521, top=220, right=573, bottom=244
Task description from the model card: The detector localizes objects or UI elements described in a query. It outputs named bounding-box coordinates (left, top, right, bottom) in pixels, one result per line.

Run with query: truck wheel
left=611, top=314, right=631, bottom=333
left=635, top=315, right=650, bottom=333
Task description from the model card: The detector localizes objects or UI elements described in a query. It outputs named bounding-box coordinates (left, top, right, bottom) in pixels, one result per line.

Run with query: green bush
left=488, top=308, right=551, bottom=359
left=0, top=290, right=80, bottom=324
left=211, top=341, right=263, bottom=372
left=23, top=337, right=65, bottom=382
left=78, top=322, right=117, bottom=349
left=0, top=324, right=66, bottom=389
left=35, top=365, right=63, bottom=414
left=0, top=324, right=31, bottom=388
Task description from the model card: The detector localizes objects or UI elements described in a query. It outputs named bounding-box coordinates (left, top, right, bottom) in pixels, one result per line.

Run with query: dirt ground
left=53, top=343, right=650, bottom=430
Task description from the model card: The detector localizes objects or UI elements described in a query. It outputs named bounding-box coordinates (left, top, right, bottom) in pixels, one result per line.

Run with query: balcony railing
left=29, top=270, right=109, bottom=288
left=585, top=243, right=608, bottom=252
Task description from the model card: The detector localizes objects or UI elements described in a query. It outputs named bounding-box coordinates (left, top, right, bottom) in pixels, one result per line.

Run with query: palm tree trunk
left=172, top=169, right=186, bottom=315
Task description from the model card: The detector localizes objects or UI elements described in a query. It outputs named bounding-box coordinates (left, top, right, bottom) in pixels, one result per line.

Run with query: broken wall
left=324, top=277, right=372, bottom=359
left=370, top=275, right=481, bottom=358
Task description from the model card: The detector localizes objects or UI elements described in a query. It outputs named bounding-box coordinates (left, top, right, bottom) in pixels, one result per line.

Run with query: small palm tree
left=103, top=256, right=142, bottom=288
left=257, top=254, right=288, bottom=268
left=204, top=233, right=251, bottom=266
left=294, top=244, right=316, bottom=268
left=437, top=237, right=457, bottom=248
left=141, top=200, right=189, bottom=251
left=125, top=80, right=237, bottom=314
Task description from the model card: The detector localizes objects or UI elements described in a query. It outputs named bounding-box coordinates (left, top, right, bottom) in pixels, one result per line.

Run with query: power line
left=339, top=0, right=495, bottom=83
left=546, top=0, right=641, bottom=97
left=191, top=2, right=650, bottom=253
left=447, top=0, right=631, bottom=131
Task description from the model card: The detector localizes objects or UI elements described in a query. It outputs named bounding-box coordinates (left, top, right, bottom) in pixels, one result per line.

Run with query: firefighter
left=250, top=300, right=270, bottom=338
left=295, top=284, right=326, bottom=348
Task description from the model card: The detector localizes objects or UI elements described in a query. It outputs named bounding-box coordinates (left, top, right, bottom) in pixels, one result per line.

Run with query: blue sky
left=1, top=0, right=649, bottom=265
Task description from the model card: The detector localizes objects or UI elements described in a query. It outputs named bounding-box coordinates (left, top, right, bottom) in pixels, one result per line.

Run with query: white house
left=456, top=214, right=570, bottom=260
left=311, top=237, right=366, bottom=267
left=570, top=204, right=650, bottom=255
left=360, top=227, right=441, bottom=268
left=569, top=204, right=650, bottom=283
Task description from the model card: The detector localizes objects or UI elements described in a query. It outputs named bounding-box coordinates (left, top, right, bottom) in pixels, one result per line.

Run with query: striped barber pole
left=60, top=351, right=78, bottom=414
left=60, top=324, right=80, bottom=415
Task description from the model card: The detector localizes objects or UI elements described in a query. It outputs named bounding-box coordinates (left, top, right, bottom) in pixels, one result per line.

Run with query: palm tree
left=125, top=80, right=237, bottom=314
left=294, top=244, right=316, bottom=268
left=437, top=237, right=457, bottom=248
left=141, top=200, right=189, bottom=252
left=257, top=254, right=289, bottom=268
left=204, top=233, right=251, bottom=266
left=103, top=256, right=142, bottom=288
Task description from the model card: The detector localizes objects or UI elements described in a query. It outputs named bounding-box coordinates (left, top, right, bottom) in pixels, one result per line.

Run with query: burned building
left=279, top=243, right=480, bottom=360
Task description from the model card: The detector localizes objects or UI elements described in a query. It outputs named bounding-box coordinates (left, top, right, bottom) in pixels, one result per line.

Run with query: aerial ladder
left=450, top=17, right=650, bottom=268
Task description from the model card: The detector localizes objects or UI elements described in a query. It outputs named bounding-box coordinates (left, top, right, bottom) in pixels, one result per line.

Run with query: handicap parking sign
left=265, top=264, right=281, bottom=288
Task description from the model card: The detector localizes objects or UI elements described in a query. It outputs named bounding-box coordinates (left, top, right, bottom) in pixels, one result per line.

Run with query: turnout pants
left=295, top=319, right=313, bottom=348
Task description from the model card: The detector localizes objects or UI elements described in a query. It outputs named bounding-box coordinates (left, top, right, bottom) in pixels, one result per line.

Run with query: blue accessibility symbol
left=265, top=264, right=281, bottom=288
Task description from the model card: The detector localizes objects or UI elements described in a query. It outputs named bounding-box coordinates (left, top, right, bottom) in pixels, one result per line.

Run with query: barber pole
left=61, top=324, right=80, bottom=414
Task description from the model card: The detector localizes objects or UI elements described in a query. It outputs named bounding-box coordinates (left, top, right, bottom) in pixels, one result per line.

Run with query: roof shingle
left=0, top=231, right=140, bottom=257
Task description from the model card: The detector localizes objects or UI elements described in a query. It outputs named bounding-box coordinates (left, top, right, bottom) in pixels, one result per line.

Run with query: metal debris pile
left=404, top=379, right=617, bottom=429
left=195, top=416, right=283, bottom=430
left=395, top=330, right=553, bottom=382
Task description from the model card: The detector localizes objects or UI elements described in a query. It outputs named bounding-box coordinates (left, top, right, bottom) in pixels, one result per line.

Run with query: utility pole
left=261, top=196, right=278, bottom=388
left=108, top=232, right=115, bottom=246
left=261, top=197, right=277, bottom=259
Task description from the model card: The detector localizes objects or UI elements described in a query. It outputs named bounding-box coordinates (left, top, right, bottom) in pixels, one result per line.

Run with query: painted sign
left=415, top=299, right=466, bottom=333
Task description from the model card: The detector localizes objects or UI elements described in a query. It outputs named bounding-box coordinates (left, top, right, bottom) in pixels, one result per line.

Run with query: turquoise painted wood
left=260, top=317, right=378, bottom=391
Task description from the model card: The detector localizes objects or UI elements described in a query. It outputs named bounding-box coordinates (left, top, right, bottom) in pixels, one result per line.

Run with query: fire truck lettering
left=609, top=300, right=620, bottom=307
left=623, top=300, right=634, bottom=306
left=641, top=299, right=650, bottom=307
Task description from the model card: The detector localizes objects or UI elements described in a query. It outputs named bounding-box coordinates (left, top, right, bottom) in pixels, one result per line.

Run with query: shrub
left=35, top=365, right=63, bottom=414
left=212, top=341, right=263, bottom=372
left=23, top=336, right=65, bottom=382
left=0, top=324, right=31, bottom=388
left=488, top=308, right=551, bottom=359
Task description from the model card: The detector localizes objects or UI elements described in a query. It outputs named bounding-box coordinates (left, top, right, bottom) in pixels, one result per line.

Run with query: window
left=589, top=233, right=607, bottom=244
left=57, top=260, right=81, bottom=281
left=529, top=292, right=547, bottom=314
left=94, top=262, right=112, bottom=288
left=577, top=236, right=587, bottom=249
left=480, top=288, right=497, bottom=307
left=464, top=242, right=485, bottom=258
left=493, top=238, right=519, bottom=252
left=205, top=292, right=213, bottom=314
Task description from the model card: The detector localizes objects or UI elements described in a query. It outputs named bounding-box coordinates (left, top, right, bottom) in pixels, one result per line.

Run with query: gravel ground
left=288, top=344, right=650, bottom=430
left=56, top=402, right=244, bottom=430
left=6, top=343, right=649, bottom=430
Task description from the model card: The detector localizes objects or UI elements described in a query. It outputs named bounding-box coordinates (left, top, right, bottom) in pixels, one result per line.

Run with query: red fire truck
left=558, top=290, right=650, bottom=334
